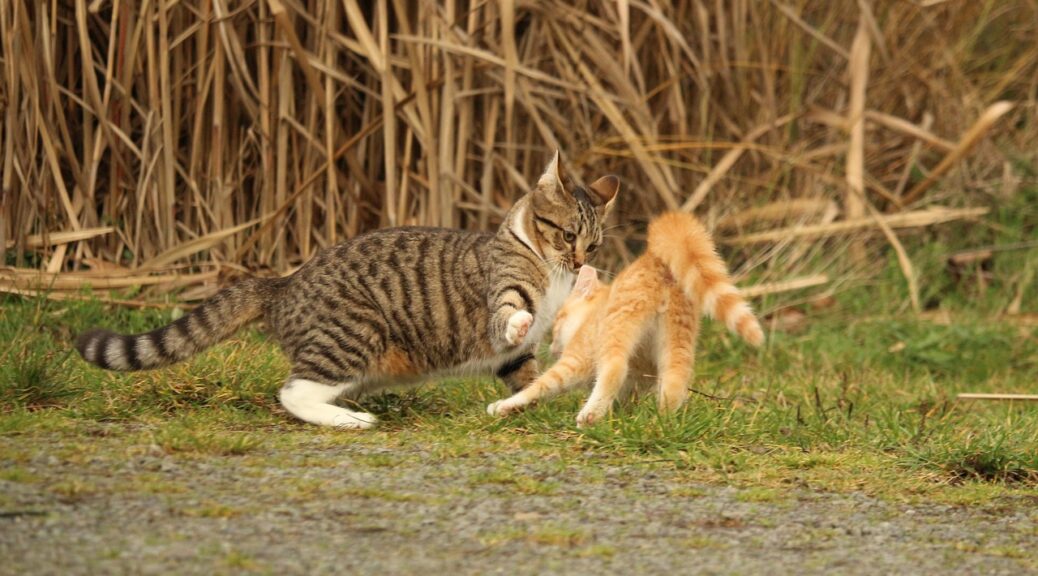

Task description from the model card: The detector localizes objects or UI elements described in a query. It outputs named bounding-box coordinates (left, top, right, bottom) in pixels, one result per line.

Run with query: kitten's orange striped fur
left=488, top=212, right=763, bottom=426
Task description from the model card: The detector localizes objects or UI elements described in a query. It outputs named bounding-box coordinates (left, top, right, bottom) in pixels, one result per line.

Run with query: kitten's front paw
left=487, top=399, right=512, bottom=417
left=576, top=403, right=608, bottom=428
left=487, top=396, right=527, bottom=417
left=505, top=311, right=534, bottom=346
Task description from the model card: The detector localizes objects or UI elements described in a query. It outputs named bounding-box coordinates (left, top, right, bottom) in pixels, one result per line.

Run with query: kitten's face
left=550, top=265, right=604, bottom=355
left=529, top=152, right=619, bottom=273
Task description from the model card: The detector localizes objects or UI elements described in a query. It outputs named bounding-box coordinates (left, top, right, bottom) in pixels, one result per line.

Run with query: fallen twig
left=741, top=274, right=830, bottom=298
left=957, top=393, right=1038, bottom=402
left=721, top=206, right=988, bottom=246
left=3, top=227, right=114, bottom=250
left=0, top=286, right=185, bottom=309
left=0, top=268, right=219, bottom=291
left=900, top=101, right=1015, bottom=206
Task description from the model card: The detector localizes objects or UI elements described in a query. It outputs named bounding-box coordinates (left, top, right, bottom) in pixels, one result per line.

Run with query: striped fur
left=75, top=277, right=278, bottom=370
left=487, top=211, right=762, bottom=425
left=74, top=152, right=619, bottom=427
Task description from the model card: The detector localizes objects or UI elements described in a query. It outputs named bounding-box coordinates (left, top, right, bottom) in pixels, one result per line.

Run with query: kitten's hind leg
left=577, top=315, right=654, bottom=427
left=279, top=379, right=377, bottom=429
left=656, top=290, right=700, bottom=413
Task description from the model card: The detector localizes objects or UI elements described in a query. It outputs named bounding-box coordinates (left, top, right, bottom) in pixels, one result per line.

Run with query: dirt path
left=2, top=434, right=1036, bottom=575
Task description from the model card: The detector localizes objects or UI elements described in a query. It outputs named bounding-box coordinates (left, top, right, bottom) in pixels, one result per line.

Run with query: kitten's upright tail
left=75, top=277, right=280, bottom=371
left=647, top=212, right=764, bottom=346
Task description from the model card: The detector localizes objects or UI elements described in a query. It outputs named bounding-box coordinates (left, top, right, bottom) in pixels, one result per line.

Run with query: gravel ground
left=2, top=434, right=1037, bottom=575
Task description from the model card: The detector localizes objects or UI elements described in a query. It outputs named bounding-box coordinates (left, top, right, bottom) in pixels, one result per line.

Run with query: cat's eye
left=563, top=231, right=576, bottom=243
left=587, top=243, right=598, bottom=253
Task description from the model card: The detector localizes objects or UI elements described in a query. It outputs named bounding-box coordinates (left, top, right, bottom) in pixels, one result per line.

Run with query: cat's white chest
left=526, top=270, right=574, bottom=345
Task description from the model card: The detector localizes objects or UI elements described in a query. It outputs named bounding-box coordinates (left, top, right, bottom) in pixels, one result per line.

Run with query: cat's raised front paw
left=505, top=310, right=533, bottom=346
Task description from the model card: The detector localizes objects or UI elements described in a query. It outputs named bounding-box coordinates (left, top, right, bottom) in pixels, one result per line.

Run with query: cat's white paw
left=332, top=411, right=378, bottom=430
left=280, top=379, right=377, bottom=430
left=487, top=398, right=523, bottom=417
left=505, top=310, right=534, bottom=346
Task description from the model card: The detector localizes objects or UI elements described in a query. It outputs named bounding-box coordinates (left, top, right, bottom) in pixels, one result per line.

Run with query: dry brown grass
left=1, top=1, right=1035, bottom=302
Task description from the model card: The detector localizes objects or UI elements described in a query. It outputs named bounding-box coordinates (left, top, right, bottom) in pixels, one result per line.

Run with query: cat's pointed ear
left=537, top=150, right=566, bottom=196
left=573, top=265, right=599, bottom=298
left=587, top=175, right=620, bottom=211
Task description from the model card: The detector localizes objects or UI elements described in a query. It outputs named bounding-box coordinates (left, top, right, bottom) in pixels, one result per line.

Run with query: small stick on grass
left=0, top=286, right=186, bottom=309
left=957, top=393, right=1038, bottom=402
left=741, top=274, right=830, bottom=298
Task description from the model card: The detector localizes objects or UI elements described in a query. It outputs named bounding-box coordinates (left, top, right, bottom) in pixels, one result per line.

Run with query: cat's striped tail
left=75, top=277, right=278, bottom=371
left=647, top=212, right=764, bottom=346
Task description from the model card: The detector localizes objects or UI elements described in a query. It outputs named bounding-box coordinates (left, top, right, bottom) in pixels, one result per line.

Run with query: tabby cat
left=75, top=152, right=619, bottom=428
left=487, top=212, right=763, bottom=426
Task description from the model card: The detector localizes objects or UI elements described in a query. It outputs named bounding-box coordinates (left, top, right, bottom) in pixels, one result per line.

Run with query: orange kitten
left=487, top=212, right=763, bottom=426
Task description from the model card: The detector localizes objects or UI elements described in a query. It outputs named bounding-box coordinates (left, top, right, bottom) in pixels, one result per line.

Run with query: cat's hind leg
left=278, top=378, right=377, bottom=429
left=656, top=288, right=700, bottom=413
left=278, top=338, right=379, bottom=429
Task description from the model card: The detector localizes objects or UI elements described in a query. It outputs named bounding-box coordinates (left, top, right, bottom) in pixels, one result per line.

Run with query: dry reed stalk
left=893, top=113, right=935, bottom=198
left=845, top=15, right=871, bottom=263
left=141, top=219, right=260, bottom=270
left=741, top=274, right=830, bottom=298
left=0, top=286, right=183, bottom=309
left=0, top=268, right=219, bottom=291
left=3, top=227, right=114, bottom=250
left=900, top=101, right=1016, bottom=207
left=865, top=111, right=954, bottom=153
left=866, top=202, right=921, bottom=313
left=681, top=113, right=797, bottom=213
left=768, top=0, right=849, bottom=60
left=722, top=206, right=989, bottom=246
left=716, top=199, right=836, bottom=231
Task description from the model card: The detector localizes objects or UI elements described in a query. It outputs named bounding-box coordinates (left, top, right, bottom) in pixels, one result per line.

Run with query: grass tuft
left=904, top=432, right=1038, bottom=485
left=178, top=501, right=245, bottom=518
left=578, top=406, right=718, bottom=456
left=0, top=328, right=80, bottom=411
left=151, top=423, right=263, bottom=456
left=527, top=525, right=590, bottom=547
left=469, top=466, right=559, bottom=496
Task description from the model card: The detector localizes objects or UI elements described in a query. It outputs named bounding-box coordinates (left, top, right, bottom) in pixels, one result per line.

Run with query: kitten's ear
left=587, top=175, right=620, bottom=210
left=573, top=265, right=599, bottom=298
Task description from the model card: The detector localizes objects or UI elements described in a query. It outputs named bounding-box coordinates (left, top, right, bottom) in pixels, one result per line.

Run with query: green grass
left=151, top=420, right=264, bottom=456
left=1, top=262, right=1036, bottom=504
left=469, top=465, right=560, bottom=495
left=480, top=524, right=589, bottom=548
